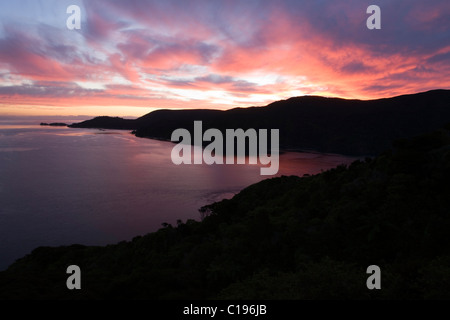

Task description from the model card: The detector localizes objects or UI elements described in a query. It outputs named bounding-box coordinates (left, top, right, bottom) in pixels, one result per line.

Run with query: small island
left=40, top=122, right=68, bottom=127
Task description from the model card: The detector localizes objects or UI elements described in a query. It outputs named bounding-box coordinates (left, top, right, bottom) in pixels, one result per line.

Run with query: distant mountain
left=69, top=89, right=450, bottom=155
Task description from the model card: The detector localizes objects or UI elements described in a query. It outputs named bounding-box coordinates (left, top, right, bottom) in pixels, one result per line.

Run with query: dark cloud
left=362, top=84, right=404, bottom=95
left=340, top=61, right=375, bottom=74
left=0, top=82, right=101, bottom=98
left=427, top=51, right=450, bottom=64
left=196, top=74, right=236, bottom=84
left=198, top=74, right=258, bottom=92
left=280, top=0, right=450, bottom=55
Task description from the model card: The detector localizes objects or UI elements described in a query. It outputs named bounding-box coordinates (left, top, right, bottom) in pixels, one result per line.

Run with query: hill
left=69, top=89, right=450, bottom=155
left=1, top=124, right=450, bottom=299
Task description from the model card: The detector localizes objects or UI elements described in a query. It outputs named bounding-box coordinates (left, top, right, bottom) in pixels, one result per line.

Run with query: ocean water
left=0, top=120, right=358, bottom=270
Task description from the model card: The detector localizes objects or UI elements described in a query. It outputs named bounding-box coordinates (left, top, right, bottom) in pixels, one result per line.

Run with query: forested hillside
left=70, top=90, right=450, bottom=155
left=1, top=125, right=450, bottom=299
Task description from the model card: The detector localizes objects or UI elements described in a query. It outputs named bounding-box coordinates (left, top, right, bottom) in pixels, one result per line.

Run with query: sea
left=0, top=118, right=358, bottom=270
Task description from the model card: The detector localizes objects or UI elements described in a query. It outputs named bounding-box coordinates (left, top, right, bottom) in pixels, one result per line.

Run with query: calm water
left=0, top=120, right=358, bottom=270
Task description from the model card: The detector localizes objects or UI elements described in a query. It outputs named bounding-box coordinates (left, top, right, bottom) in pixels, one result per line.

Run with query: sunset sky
left=0, top=0, right=449, bottom=117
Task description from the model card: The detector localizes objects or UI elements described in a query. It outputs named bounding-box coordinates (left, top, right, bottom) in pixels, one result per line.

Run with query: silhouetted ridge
left=69, top=116, right=138, bottom=130
left=69, top=89, right=450, bottom=155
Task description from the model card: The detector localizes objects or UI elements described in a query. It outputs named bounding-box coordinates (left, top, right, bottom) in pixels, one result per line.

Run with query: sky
left=0, top=0, right=449, bottom=117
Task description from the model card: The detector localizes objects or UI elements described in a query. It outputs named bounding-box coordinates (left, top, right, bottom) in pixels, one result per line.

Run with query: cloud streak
left=0, top=0, right=449, bottom=116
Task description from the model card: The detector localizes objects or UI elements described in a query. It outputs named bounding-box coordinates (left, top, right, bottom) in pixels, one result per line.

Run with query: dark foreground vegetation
left=1, top=124, right=450, bottom=299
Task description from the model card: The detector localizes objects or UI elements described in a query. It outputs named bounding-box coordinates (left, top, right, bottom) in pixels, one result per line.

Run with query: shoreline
left=67, top=125, right=370, bottom=159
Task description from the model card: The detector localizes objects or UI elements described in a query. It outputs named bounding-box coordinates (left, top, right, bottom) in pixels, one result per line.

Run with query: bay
left=0, top=121, right=358, bottom=270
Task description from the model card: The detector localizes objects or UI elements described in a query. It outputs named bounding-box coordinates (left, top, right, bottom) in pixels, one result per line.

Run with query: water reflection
left=0, top=124, right=358, bottom=270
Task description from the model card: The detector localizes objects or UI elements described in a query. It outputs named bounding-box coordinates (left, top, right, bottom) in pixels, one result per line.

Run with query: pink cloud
left=1, top=0, right=449, bottom=116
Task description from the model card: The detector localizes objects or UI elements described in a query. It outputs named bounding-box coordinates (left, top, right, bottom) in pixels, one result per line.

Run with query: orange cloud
left=0, top=0, right=449, bottom=116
